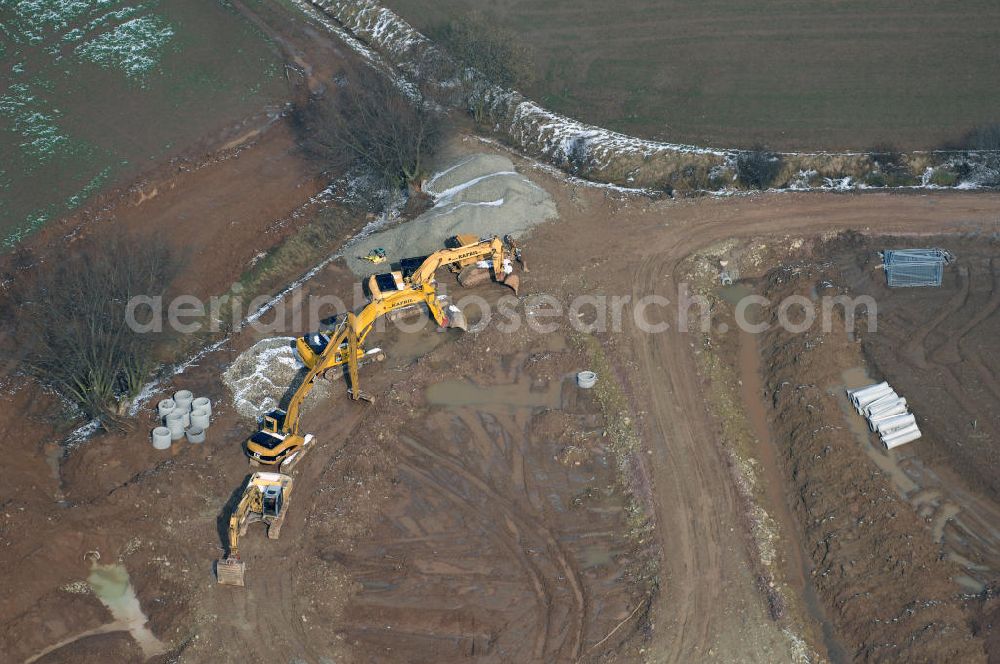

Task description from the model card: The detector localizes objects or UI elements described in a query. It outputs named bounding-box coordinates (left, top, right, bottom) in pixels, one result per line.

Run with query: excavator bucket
left=216, top=558, right=246, bottom=587
left=445, top=305, right=468, bottom=332
left=503, top=274, right=520, bottom=296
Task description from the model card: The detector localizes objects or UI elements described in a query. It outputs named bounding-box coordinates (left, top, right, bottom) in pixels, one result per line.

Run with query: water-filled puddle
left=25, top=563, right=166, bottom=663
left=87, top=563, right=165, bottom=656
left=427, top=378, right=562, bottom=411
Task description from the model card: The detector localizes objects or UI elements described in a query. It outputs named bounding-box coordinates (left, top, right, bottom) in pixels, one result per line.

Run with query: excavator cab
left=247, top=409, right=305, bottom=466
left=369, top=271, right=406, bottom=300
left=304, top=332, right=329, bottom=357
left=367, top=255, right=428, bottom=301
left=261, top=408, right=288, bottom=433
left=261, top=485, right=283, bottom=518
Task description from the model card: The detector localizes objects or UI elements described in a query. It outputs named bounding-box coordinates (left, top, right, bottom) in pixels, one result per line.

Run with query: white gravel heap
left=222, top=337, right=328, bottom=420
left=344, top=153, right=556, bottom=276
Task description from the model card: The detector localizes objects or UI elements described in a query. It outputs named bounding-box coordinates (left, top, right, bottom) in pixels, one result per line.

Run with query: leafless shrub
left=3, top=237, right=178, bottom=427
left=294, top=65, right=442, bottom=198
left=735, top=147, right=783, bottom=190
left=941, top=123, right=1000, bottom=151
left=868, top=143, right=904, bottom=172
left=429, top=13, right=534, bottom=123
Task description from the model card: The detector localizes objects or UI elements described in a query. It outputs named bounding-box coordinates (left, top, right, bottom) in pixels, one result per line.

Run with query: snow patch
left=222, top=338, right=303, bottom=419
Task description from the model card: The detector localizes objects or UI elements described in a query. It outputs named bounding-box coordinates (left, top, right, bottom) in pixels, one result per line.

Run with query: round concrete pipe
left=868, top=404, right=909, bottom=430
left=882, top=425, right=921, bottom=449
left=152, top=427, right=172, bottom=450
left=856, top=386, right=895, bottom=408
left=866, top=396, right=904, bottom=419
left=174, top=389, right=194, bottom=408
left=876, top=414, right=917, bottom=436
left=191, top=410, right=210, bottom=430
left=851, top=382, right=892, bottom=403
left=165, top=420, right=185, bottom=440
left=577, top=371, right=597, bottom=389
left=191, top=396, right=212, bottom=416
left=854, top=390, right=892, bottom=413
left=881, top=422, right=920, bottom=443
left=157, top=398, right=176, bottom=418
left=166, top=410, right=190, bottom=429
left=854, top=387, right=894, bottom=412
left=186, top=426, right=206, bottom=444
left=847, top=381, right=889, bottom=399
left=868, top=396, right=905, bottom=415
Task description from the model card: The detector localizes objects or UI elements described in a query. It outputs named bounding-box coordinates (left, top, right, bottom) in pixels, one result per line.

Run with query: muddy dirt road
left=589, top=191, right=1000, bottom=661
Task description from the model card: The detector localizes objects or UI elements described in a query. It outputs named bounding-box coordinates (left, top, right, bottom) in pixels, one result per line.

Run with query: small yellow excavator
left=217, top=471, right=293, bottom=587
left=366, top=234, right=523, bottom=301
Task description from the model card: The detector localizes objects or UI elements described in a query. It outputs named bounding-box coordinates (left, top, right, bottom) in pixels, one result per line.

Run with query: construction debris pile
left=847, top=381, right=922, bottom=449
left=344, top=154, right=555, bottom=276
left=222, top=337, right=330, bottom=420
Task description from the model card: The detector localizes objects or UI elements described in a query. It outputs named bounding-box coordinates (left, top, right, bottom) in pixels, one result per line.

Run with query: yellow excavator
left=366, top=234, right=523, bottom=301
left=216, top=471, right=293, bottom=587
left=245, top=312, right=369, bottom=468
left=247, top=284, right=466, bottom=467
left=295, top=279, right=466, bottom=370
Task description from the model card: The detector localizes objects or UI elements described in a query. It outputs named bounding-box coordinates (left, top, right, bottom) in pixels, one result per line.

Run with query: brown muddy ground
left=724, top=234, right=1000, bottom=662
left=7, top=24, right=1000, bottom=659
left=8, top=140, right=1000, bottom=662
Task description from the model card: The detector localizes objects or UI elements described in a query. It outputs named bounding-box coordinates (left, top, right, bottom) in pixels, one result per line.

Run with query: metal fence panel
left=884, top=248, right=949, bottom=287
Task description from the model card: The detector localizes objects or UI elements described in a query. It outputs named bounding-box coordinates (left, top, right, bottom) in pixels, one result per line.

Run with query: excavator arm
left=407, top=236, right=509, bottom=287
left=367, top=235, right=520, bottom=300
left=297, top=283, right=460, bottom=369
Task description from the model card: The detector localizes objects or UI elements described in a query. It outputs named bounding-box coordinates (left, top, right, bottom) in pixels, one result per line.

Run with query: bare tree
left=429, top=13, right=534, bottom=123
left=295, top=65, right=441, bottom=194
left=3, top=236, right=178, bottom=427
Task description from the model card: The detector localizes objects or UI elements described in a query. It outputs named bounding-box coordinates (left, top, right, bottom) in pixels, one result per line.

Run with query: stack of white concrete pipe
left=151, top=390, right=213, bottom=449
left=846, top=382, right=921, bottom=449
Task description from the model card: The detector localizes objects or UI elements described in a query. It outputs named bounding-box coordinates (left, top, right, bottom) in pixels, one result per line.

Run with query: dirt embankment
left=754, top=236, right=995, bottom=662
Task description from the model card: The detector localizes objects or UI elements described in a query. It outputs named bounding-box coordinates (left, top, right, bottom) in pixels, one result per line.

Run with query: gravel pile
left=222, top=337, right=329, bottom=420
left=344, top=153, right=556, bottom=276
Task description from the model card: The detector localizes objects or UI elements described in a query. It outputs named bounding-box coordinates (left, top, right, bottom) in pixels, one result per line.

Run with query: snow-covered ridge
left=308, top=0, right=1000, bottom=193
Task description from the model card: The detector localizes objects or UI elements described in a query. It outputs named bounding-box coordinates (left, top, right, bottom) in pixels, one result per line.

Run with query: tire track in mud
left=936, top=259, right=1000, bottom=402
left=395, top=438, right=553, bottom=659
left=205, top=405, right=370, bottom=662
left=628, top=253, right=737, bottom=662
left=904, top=265, right=970, bottom=369
left=901, top=264, right=1000, bottom=443
left=608, top=197, right=1000, bottom=662
left=396, top=429, right=587, bottom=661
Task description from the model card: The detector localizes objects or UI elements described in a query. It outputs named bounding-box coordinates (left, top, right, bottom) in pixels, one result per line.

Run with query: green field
left=0, top=0, right=286, bottom=247
left=385, top=0, right=1000, bottom=151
